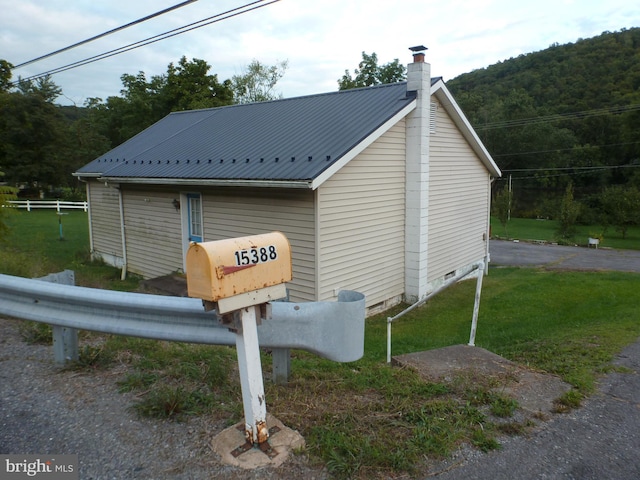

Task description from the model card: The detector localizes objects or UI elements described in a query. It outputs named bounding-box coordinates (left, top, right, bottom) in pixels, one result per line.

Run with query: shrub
left=556, top=182, right=581, bottom=241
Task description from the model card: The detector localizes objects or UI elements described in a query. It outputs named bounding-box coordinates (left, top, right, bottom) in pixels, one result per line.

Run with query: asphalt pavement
left=490, top=239, right=640, bottom=273
left=428, top=240, right=640, bottom=479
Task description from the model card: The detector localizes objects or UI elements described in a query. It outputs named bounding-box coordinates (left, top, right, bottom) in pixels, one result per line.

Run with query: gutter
left=96, top=177, right=314, bottom=189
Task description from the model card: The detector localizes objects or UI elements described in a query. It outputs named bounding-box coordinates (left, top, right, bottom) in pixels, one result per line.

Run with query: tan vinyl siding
left=88, top=180, right=122, bottom=260
left=201, top=188, right=316, bottom=303
left=317, top=122, right=405, bottom=309
left=428, top=98, right=489, bottom=282
left=122, top=189, right=183, bottom=278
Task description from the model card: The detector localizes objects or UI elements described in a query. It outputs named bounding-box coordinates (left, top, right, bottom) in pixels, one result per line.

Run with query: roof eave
left=73, top=172, right=103, bottom=178
left=431, top=79, right=502, bottom=178
left=97, top=176, right=313, bottom=189
left=311, top=98, right=418, bottom=189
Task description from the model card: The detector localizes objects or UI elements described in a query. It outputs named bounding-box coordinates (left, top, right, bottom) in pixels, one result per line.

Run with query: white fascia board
left=72, top=172, right=102, bottom=178
left=432, top=80, right=502, bottom=178
left=311, top=100, right=418, bottom=190
left=98, top=177, right=313, bottom=189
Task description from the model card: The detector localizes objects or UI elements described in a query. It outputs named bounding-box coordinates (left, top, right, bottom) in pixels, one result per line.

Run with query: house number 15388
left=234, top=245, right=278, bottom=266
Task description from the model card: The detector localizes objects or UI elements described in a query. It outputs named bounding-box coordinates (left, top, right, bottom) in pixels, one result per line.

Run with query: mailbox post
left=186, top=232, right=292, bottom=451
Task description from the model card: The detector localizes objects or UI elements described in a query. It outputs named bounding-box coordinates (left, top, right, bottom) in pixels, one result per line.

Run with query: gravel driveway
left=0, top=318, right=322, bottom=479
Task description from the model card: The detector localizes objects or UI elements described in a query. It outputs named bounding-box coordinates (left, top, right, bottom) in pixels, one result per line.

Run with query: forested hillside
left=447, top=28, right=640, bottom=217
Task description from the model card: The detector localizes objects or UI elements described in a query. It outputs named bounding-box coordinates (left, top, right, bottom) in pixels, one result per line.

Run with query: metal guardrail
left=0, top=273, right=365, bottom=374
left=5, top=200, right=88, bottom=212
left=2, top=269, right=366, bottom=458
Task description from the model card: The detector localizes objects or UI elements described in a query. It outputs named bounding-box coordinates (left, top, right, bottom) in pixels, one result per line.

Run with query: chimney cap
left=409, top=45, right=428, bottom=52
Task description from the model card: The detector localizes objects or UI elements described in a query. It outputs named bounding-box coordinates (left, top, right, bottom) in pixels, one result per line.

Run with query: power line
left=492, top=140, right=640, bottom=158
left=13, top=1, right=199, bottom=69
left=474, top=103, right=640, bottom=131
left=498, top=163, right=640, bottom=181
left=10, top=0, right=279, bottom=86
left=502, top=164, right=639, bottom=173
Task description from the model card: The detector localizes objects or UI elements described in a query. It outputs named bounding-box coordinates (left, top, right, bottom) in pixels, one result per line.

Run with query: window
left=187, top=193, right=203, bottom=242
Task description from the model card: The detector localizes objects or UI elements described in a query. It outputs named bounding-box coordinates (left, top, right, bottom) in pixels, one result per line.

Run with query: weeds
left=18, top=321, right=52, bottom=344
left=490, top=396, right=519, bottom=418
left=74, top=344, right=116, bottom=369
left=553, top=390, right=583, bottom=413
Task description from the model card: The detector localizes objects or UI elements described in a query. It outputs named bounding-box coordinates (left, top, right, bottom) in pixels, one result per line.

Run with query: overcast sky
left=1, top=0, right=639, bottom=106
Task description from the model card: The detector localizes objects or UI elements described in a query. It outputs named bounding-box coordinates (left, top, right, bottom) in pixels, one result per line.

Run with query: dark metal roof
left=76, top=81, right=421, bottom=183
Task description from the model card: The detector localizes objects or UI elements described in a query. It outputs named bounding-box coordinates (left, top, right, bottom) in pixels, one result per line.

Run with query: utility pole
left=508, top=174, right=512, bottom=221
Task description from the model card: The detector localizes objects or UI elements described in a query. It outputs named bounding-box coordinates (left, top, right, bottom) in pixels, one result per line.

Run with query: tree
left=556, top=182, right=581, bottom=242
left=231, top=59, right=288, bottom=104
left=0, top=60, right=13, bottom=92
left=16, top=75, right=62, bottom=103
left=600, top=185, right=640, bottom=239
left=447, top=28, right=640, bottom=213
left=0, top=172, right=18, bottom=240
left=163, top=56, right=234, bottom=111
left=0, top=84, right=73, bottom=187
left=338, top=52, right=406, bottom=90
left=87, top=57, right=235, bottom=147
left=492, top=182, right=513, bottom=236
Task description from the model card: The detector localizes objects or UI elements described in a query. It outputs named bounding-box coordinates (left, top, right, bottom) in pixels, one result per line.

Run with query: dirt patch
left=140, top=274, right=188, bottom=297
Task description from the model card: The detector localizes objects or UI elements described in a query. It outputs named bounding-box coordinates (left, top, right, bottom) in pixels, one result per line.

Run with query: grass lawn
left=0, top=209, right=139, bottom=290
left=3, top=210, right=640, bottom=478
left=491, top=216, right=640, bottom=250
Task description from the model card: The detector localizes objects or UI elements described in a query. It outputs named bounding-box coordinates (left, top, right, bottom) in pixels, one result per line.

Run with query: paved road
left=433, top=340, right=640, bottom=480
left=429, top=240, right=640, bottom=479
left=490, top=239, right=640, bottom=273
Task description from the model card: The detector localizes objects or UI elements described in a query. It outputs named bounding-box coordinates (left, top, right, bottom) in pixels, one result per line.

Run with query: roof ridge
left=169, top=81, right=412, bottom=116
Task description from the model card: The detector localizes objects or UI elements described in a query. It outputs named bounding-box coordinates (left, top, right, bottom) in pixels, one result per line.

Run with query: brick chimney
left=405, top=46, right=431, bottom=302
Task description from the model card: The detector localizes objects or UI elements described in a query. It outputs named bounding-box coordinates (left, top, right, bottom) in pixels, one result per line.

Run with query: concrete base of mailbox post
left=211, top=413, right=305, bottom=469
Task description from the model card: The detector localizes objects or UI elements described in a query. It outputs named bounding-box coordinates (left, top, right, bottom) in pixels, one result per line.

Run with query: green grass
left=3, top=210, right=640, bottom=478
left=491, top=216, right=640, bottom=250
left=0, top=210, right=139, bottom=290
left=373, top=268, right=640, bottom=393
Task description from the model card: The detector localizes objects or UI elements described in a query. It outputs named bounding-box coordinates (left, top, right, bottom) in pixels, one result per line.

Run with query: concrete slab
left=393, top=344, right=571, bottom=414
left=210, top=414, right=305, bottom=469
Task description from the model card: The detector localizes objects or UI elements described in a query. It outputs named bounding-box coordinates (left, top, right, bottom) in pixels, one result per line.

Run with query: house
left=74, top=51, right=501, bottom=314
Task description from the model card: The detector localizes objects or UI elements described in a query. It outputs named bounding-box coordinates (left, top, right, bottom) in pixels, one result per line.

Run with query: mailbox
left=186, top=232, right=292, bottom=313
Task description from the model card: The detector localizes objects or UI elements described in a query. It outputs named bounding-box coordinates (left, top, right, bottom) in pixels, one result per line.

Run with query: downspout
left=85, top=180, right=95, bottom=258
left=486, top=175, right=496, bottom=275
left=314, top=189, right=321, bottom=301
left=118, top=187, right=128, bottom=280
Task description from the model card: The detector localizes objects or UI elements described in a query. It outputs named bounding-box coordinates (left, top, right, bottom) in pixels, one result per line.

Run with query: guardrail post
left=235, top=305, right=269, bottom=447
left=271, top=348, right=290, bottom=385
left=36, top=270, right=78, bottom=365
left=52, top=326, right=79, bottom=365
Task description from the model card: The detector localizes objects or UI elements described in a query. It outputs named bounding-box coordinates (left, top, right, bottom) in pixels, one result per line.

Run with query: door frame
left=180, top=192, right=203, bottom=272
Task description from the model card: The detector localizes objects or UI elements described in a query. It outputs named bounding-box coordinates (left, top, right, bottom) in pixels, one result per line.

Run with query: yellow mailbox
left=186, top=232, right=292, bottom=313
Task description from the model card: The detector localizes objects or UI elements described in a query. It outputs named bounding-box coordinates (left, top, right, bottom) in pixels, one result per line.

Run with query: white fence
left=5, top=200, right=88, bottom=212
